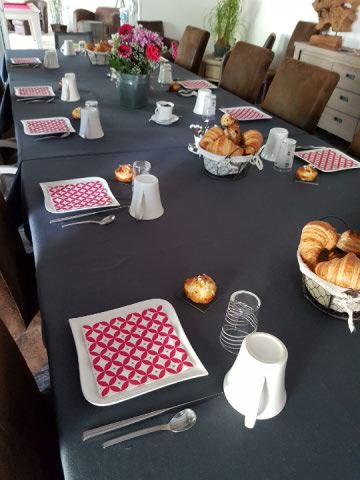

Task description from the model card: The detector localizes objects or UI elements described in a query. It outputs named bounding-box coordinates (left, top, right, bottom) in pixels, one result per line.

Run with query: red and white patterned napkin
left=82, top=304, right=194, bottom=398
left=15, top=86, right=55, bottom=97
left=21, top=117, right=74, bottom=136
left=40, top=177, right=119, bottom=213
left=10, top=57, right=41, bottom=65
left=179, top=79, right=216, bottom=90
left=220, top=106, right=272, bottom=121
left=295, top=148, right=360, bottom=172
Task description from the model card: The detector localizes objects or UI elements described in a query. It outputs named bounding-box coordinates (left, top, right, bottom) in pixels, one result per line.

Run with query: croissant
left=315, top=253, right=360, bottom=290
left=199, top=127, right=224, bottom=149
left=208, top=137, right=238, bottom=156
left=230, top=147, right=245, bottom=157
left=242, top=130, right=263, bottom=154
left=299, top=220, right=338, bottom=270
left=337, top=230, right=360, bottom=256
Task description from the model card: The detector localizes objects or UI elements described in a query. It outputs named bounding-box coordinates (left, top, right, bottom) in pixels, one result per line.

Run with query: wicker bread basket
left=198, top=145, right=264, bottom=177
left=297, top=250, right=360, bottom=332
left=86, top=49, right=109, bottom=66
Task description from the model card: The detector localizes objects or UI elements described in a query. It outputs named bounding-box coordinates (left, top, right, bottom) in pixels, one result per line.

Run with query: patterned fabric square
left=220, top=107, right=271, bottom=121
left=296, top=149, right=360, bottom=172
left=82, top=305, right=194, bottom=398
left=47, top=180, right=114, bottom=212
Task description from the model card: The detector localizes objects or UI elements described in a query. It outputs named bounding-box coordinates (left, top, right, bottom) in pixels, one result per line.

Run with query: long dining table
left=5, top=48, right=360, bottom=480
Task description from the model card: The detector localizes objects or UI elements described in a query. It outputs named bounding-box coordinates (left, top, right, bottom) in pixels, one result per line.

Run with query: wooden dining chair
left=348, top=128, right=360, bottom=160
left=175, top=25, right=210, bottom=74
left=262, top=57, right=339, bottom=133
left=220, top=41, right=274, bottom=104
left=0, top=317, right=62, bottom=480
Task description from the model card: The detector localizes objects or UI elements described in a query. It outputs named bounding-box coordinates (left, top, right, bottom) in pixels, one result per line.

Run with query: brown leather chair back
left=349, top=129, right=360, bottom=160
left=175, top=25, right=210, bottom=74
left=0, top=194, right=38, bottom=338
left=95, top=7, right=120, bottom=35
left=262, top=57, right=339, bottom=133
left=220, top=41, right=274, bottom=104
left=0, top=318, right=53, bottom=480
left=138, top=20, right=164, bottom=37
left=285, top=21, right=318, bottom=59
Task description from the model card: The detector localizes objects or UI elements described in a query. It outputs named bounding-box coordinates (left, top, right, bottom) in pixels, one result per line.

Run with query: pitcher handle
left=62, top=79, right=70, bottom=101
left=244, top=375, right=265, bottom=429
left=250, top=146, right=264, bottom=171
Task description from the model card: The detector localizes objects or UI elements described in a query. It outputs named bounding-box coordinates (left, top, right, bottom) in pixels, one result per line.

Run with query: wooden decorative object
left=311, top=0, right=360, bottom=49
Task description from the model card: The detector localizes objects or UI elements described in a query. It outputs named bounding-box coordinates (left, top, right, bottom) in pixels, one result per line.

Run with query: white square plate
left=179, top=79, right=217, bottom=90
left=15, top=86, right=55, bottom=97
left=10, top=57, right=41, bottom=65
left=295, top=148, right=360, bottom=172
left=40, top=176, right=120, bottom=214
left=69, top=299, right=208, bottom=406
left=21, top=117, right=75, bottom=136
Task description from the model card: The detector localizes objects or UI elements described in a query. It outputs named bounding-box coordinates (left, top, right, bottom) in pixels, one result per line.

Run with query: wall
left=64, top=0, right=360, bottom=62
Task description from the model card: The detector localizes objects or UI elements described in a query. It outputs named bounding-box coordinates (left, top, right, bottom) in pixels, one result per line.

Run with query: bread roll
left=221, top=113, right=236, bottom=127
left=184, top=274, right=217, bottom=304
left=299, top=220, right=338, bottom=270
left=208, top=137, right=238, bottom=156
left=296, top=165, right=318, bottom=182
left=315, top=253, right=360, bottom=290
left=337, top=230, right=360, bottom=255
left=225, top=123, right=242, bottom=145
left=115, top=164, right=133, bottom=183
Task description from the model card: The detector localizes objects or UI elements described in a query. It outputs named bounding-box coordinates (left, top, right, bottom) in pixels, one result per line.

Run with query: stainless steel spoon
left=102, top=408, right=197, bottom=448
left=35, top=132, right=71, bottom=142
left=62, top=215, right=115, bottom=228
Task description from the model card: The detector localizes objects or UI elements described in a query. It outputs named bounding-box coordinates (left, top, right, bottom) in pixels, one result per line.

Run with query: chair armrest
left=73, top=9, right=95, bottom=29
left=0, top=165, right=17, bottom=175
left=0, top=140, right=17, bottom=150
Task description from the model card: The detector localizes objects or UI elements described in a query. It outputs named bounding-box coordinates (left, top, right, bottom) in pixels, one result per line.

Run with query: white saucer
left=151, top=114, right=179, bottom=125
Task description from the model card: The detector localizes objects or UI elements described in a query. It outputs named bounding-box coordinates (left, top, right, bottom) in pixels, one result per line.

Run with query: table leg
left=29, top=14, right=43, bottom=49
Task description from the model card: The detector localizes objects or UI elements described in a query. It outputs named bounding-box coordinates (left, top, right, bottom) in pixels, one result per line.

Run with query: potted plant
left=109, top=24, right=177, bottom=108
left=49, top=0, right=67, bottom=33
left=207, top=0, right=243, bottom=57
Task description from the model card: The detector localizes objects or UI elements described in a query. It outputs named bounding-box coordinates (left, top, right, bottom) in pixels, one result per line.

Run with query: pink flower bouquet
left=109, top=24, right=176, bottom=75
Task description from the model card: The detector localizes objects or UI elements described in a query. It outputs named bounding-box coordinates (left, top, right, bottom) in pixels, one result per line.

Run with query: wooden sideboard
left=294, top=41, right=360, bottom=141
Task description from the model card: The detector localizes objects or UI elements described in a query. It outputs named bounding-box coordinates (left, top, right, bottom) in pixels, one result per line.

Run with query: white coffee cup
left=129, top=174, right=164, bottom=221
left=223, top=332, right=288, bottom=429
left=60, top=39, right=76, bottom=56
left=43, top=49, right=59, bottom=69
left=193, top=88, right=211, bottom=115
left=79, top=107, right=104, bottom=139
left=261, top=128, right=288, bottom=162
left=61, top=73, right=80, bottom=102
left=155, top=101, right=174, bottom=122
left=158, top=63, right=173, bottom=84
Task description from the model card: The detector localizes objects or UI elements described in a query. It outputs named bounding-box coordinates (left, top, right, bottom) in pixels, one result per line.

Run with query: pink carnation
left=118, top=44, right=132, bottom=58
left=145, top=44, right=160, bottom=62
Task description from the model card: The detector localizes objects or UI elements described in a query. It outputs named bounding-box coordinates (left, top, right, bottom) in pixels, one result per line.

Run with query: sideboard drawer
left=300, top=52, right=333, bottom=70
left=318, top=107, right=357, bottom=141
left=334, top=64, right=360, bottom=94
left=328, top=87, right=360, bottom=118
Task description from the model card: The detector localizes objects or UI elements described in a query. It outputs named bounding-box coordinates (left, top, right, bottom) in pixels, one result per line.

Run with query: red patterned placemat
left=220, top=106, right=272, bottom=121
left=10, top=57, right=41, bottom=64
left=82, top=305, right=194, bottom=398
left=48, top=180, right=114, bottom=212
left=22, top=118, right=72, bottom=135
left=15, top=86, right=54, bottom=97
left=295, top=148, right=360, bottom=172
left=179, top=79, right=216, bottom=90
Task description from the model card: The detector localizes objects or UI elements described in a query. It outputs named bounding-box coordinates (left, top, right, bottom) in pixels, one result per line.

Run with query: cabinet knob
left=334, top=117, right=343, bottom=124
left=339, top=95, right=349, bottom=102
